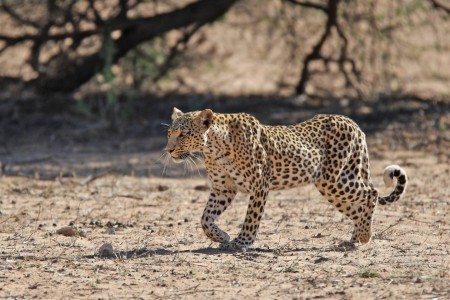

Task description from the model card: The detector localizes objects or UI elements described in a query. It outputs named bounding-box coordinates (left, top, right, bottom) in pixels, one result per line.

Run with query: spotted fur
left=166, top=108, right=408, bottom=250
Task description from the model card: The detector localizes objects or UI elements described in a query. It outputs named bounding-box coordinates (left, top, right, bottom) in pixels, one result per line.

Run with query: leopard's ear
left=198, top=109, right=214, bottom=129
left=171, top=107, right=183, bottom=121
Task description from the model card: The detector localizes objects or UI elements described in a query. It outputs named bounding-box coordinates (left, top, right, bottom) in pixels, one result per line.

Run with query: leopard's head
left=165, top=107, right=214, bottom=163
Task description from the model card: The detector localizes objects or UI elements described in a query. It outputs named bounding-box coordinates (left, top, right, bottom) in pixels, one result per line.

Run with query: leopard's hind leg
left=348, top=188, right=378, bottom=244
left=317, top=180, right=377, bottom=244
left=334, top=149, right=378, bottom=245
left=316, top=119, right=377, bottom=244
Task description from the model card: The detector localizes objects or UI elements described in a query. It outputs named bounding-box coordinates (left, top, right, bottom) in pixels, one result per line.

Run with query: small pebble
left=157, top=185, right=169, bottom=192
left=56, top=226, right=78, bottom=237
left=98, top=243, right=114, bottom=258
left=56, top=226, right=85, bottom=237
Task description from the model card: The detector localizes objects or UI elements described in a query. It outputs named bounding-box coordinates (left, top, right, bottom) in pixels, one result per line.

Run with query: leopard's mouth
left=170, top=152, right=189, bottom=164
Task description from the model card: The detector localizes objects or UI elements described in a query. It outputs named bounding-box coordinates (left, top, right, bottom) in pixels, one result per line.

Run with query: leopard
left=165, top=107, right=407, bottom=250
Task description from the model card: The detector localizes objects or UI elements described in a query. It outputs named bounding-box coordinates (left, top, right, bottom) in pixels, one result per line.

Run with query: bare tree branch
left=295, top=0, right=336, bottom=94
left=335, top=20, right=361, bottom=92
left=429, top=0, right=450, bottom=14
left=295, top=0, right=361, bottom=96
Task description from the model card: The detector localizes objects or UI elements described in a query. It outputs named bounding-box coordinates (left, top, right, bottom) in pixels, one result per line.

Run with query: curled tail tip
left=383, top=165, right=407, bottom=188
left=379, top=165, right=407, bottom=205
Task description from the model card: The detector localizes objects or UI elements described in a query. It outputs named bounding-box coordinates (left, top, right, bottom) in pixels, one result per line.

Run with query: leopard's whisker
left=183, top=158, right=190, bottom=175
left=158, top=150, right=167, bottom=161
left=186, top=156, right=193, bottom=172
left=185, top=156, right=195, bottom=175
left=188, top=154, right=201, bottom=176
left=188, top=156, right=198, bottom=175
left=162, top=154, right=170, bottom=177
left=190, top=153, right=202, bottom=163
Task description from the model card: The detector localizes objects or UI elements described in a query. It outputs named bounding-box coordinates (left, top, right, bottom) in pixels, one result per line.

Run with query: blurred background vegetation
left=1, top=1, right=449, bottom=96
left=0, top=0, right=448, bottom=153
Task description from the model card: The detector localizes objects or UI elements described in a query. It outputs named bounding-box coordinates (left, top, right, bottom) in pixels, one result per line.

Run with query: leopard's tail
left=378, top=165, right=407, bottom=205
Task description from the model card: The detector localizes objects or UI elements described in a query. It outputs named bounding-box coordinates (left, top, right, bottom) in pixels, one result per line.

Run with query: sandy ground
left=0, top=140, right=449, bottom=299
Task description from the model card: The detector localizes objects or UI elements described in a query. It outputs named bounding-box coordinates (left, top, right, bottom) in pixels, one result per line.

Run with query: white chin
left=171, top=157, right=185, bottom=164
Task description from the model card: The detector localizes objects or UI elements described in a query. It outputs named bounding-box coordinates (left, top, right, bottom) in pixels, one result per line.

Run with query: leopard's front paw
left=204, top=226, right=230, bottom=243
